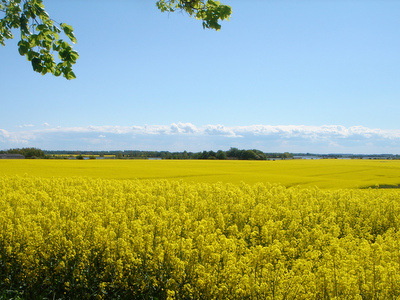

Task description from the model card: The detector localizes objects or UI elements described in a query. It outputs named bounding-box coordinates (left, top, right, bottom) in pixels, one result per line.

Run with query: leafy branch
left=1, top=0, right=231, bottom=79
left=1, top=0, right=78, bottom=79
left=156, top=0, right=231, bottom=30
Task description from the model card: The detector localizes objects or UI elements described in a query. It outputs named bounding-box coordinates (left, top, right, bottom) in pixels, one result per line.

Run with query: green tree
left=226, top=147, right=240, bottom=159
left=199, top=150, right=209, bottom=159
left=1, top=0, right=231, bottom=79
left=241, top=150, right=257, bottom=160
left=7, top=147, right=45, bottom=158
left=216, top=150, right=227, bottom=160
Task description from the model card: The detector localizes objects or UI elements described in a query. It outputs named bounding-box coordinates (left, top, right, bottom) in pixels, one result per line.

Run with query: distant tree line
left=3, top=148, right=399, bottom=160
left=44, top=148, right=294, bottom=160
left=0, top=148, right=46, bottom=159
left=0, top=147, right=400, bottom=160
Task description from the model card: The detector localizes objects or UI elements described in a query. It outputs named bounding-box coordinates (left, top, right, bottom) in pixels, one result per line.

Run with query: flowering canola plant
left=1, top=159, right=400, bottom=189
left=1, top=176, right=400, bottom=299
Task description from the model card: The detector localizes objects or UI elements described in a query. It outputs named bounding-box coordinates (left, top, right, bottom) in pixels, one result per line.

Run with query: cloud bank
left=1, top=123, right=400, bottom=154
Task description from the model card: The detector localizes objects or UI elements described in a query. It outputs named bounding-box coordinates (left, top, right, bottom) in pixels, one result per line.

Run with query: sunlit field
left=1, top=159, right=400, bottom=298
left=1, top=159, right=400, bottom=189
left=1, top=176, right=400, bottom=299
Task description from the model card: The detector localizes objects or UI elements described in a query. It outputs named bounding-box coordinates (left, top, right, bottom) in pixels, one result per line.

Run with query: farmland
left=1, top=159, right=400, bottom=189
left=1, top=160, right=400, bottom=298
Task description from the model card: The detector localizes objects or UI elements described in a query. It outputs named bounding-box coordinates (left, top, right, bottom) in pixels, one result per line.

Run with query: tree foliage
left=46, top=149, right=292, bottom=160
left=156, top=0, right=231, bottom=31
left=1, top=0, right=231, bottom=79
left=0, top=0, right=78, bottom=79
left=6, top=147, right=46, bottom=158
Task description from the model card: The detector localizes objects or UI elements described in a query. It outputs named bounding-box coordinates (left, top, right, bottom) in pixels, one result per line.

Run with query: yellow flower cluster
left=1, top=176, right=400, bottom=299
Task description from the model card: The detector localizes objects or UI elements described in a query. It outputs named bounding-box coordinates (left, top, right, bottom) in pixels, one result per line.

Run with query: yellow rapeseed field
left=0, top=159, right=400, bottom=188
left=1, top=160, right=400, bottom=298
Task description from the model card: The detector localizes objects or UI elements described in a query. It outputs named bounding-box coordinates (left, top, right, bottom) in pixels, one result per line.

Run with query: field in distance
left=1, top=159, right=400, bottom=189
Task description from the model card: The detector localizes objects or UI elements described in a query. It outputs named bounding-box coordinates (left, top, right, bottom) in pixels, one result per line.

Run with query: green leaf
left=69, top=34, right=77, bottom=44
left=31, top=57, right=43, bottom=72
left=4, top=30, right=12, bottom=39
left=52, top=25, right=61, bottom=34
left=36, top=24, right=46, bottom=31
left=61, top=23, right=73, bottom=35
left=61, top=23, right=77, bottom=44
left=54, top=68, right=62, bottom=77
left=26, top=50, right=39, bottom=61
left=66, top=71, right=76, bottom=80
left=52, top=43, right=60, bottom=51
left=70, top=50, right=79, bottom=61
left=18, top=41, right=29, bottom=55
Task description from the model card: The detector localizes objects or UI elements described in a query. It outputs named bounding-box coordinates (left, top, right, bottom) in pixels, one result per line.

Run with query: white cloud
left=43, top=122, right=50, bottom=127
left=0, top=129, right=10, bottom=141
left=204, top=124, right=241, bottom=137
left=1, top=123, right=400, bottom=153
left=18, top=124, right=34, bottom=128
left=170, top=122, right=197, bottom=134
left=0, top=129, right=29, bottom=144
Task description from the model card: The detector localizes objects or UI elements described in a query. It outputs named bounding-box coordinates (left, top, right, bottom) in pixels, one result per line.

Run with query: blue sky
left=1, top=0, right=400, bottom=153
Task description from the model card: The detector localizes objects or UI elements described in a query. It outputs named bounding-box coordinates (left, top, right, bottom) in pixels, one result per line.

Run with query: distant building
left=0, top=154, right=25, bottom=159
